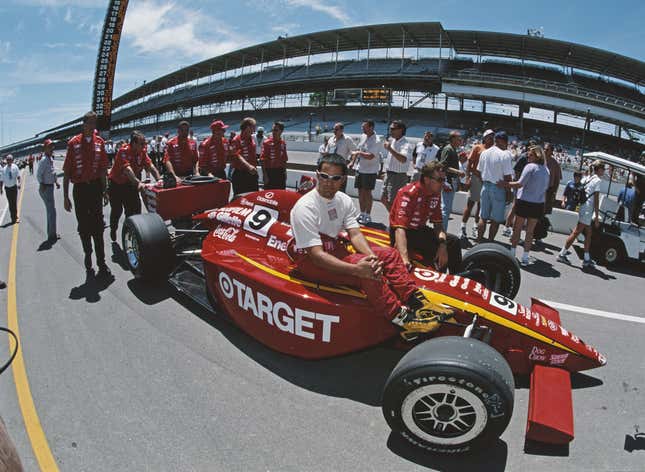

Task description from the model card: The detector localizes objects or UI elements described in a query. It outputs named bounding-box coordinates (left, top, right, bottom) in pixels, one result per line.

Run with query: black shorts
left=515, top=199, right=544, bottom=219
left=354, top=172, right=377, bottom=190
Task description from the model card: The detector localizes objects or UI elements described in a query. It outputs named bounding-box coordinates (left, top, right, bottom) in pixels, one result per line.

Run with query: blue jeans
left=38, top=184, right=57, bottom=239
left=441, top=179, right=458, bottom=231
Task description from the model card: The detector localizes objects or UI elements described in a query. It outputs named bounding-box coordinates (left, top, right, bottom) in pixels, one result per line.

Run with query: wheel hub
left=401, top=384, right=488, bottom=445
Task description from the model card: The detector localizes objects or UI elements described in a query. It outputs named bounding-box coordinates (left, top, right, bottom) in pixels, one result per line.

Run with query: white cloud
left=9, top=58, right=93, bottom=84
left=284, top=0, right=351, bottom=25
left=271, top=23, right=301, bottom=34
left=122, top=0, right=251, bottom=60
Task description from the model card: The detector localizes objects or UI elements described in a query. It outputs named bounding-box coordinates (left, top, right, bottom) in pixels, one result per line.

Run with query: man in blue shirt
left=561, top=171, right=584, bottom=211
left=617, top=179, right=636, bottom=222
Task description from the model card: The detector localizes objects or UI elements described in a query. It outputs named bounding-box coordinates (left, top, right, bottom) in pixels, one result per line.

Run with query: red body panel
left=143, top=180, right=231, bottom=220
left=526, top=365, right=574, bottom=444
left=197, top=189, right=606, bottom=369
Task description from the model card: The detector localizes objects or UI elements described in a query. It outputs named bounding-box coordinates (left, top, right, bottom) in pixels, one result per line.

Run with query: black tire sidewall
left=122, top=214, right=174, bottom=280
left=383, top=337, right=514, bottom=454
left=461, top=243, right=521, bottom=299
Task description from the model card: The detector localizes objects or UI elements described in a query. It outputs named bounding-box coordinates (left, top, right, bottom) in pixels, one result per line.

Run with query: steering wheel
left=182, top=175, right=221, bottom=185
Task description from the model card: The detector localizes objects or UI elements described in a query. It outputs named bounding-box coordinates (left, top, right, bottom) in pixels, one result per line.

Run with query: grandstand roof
left=113, top=22, right=645, bottom=108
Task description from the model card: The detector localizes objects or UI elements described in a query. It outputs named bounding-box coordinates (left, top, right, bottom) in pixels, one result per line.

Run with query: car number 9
left=244, top=204, right=279, bottom=237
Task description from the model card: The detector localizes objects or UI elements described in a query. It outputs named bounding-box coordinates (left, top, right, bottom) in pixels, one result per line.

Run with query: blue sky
left=0, top=0, right=643, bottom=145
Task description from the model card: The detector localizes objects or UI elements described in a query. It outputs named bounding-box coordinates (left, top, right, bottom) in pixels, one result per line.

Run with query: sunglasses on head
left=317, top=171, right=344, bottom=181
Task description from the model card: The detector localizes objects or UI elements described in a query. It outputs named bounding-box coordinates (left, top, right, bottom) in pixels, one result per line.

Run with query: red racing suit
left=198, top=135, right=229, bottom=178
left=163, top=136, right=198, bottom=176
left=109, top=144, right=152, bottom=185
left=291, top=214, right=417, bottom=320
left=389, top=181, right=442, bottom=230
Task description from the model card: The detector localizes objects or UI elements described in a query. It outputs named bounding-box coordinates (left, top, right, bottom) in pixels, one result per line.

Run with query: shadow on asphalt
left=37, top=239, right=54, bottom=251
left=521, top=259, right=561, bottom=278
left=387, top=433, right=508, bottom=470
left=69, top=271, right=115, bottom=303
left=524, top=439, right=569, bottom=456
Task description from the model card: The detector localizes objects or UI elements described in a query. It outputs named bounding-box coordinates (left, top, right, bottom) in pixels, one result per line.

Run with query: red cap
left=210, top=120, right=229, bottom=130
left=43, top=139, right=55, bottom=147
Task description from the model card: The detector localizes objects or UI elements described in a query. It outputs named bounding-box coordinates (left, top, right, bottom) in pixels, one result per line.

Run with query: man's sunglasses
left=317, top=171, right=344, bottom=181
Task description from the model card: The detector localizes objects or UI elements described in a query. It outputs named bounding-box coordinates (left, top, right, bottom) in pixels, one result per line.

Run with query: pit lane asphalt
left=0, top=159, right=643, bottom=472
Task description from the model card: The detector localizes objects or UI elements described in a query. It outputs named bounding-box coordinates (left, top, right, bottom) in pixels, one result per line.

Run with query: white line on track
left=542, top=300, right=645, bottom=324
left=0, top=204, right=7, bottom=226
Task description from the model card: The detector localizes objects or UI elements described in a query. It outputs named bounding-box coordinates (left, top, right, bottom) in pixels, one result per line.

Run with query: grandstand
left=2, top=22, right=643, bottom=159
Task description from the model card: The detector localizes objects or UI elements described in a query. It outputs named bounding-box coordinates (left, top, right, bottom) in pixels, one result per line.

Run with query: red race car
left=123, top=176, right=606, bottom=454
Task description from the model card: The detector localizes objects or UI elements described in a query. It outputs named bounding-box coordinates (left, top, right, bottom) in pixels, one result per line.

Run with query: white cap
left=483, top=129, right=494, bottom=138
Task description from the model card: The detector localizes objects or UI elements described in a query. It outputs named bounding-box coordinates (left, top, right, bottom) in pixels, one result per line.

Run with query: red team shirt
left=389, top=181, right=442, bottom=230
left=198, top=136, right=230, bottom=174
left=163, top=136, right=198, bottom=176
left=230, top=135, right=257, bottom=170
left=260, top=137, right=288, bottom=169
left=109, top=144, right=153, bottom=185
left=63, top=132, right=109, bottom=184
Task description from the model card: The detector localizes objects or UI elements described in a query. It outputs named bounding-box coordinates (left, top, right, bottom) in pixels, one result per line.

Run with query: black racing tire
left=382, top=336, right=514, bottom=454
left=461, top=243, right=521, bottom=299
left=122, top=213, right=175, bottom=281
left=593, top=233, right=626, bottom=266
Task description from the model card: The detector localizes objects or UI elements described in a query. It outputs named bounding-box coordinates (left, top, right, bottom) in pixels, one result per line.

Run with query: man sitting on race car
left=290, top=153, right=453, bottom=338
left=389, top=161, right=462, bottom=273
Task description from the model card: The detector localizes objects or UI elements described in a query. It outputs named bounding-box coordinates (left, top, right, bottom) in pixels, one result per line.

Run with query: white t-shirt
left=385, top=136, right=412, bottom=173
left=477, top=145, right=514, bottom=183
left=355, top=133, right=382, bottom=174
left=1, top=164, right=20, bottom=187
left=580, top=174, right=601, bottom=213
left=414, top=142, right=439, bottom=170
left=325, top=135, right=356, bottom=160
left=290, top=189, right=360, bottom=249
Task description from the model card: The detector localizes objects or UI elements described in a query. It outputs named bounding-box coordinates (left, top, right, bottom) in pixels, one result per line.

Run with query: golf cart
left=582, top=152, right=645, bottom=265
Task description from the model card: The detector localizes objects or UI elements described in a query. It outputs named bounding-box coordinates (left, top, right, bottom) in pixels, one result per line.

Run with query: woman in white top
left=557, top=159, right=605, bottom=268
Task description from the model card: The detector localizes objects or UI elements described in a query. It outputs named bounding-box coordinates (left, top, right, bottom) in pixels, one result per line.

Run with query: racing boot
left=392, top=291, right=455, bottom=341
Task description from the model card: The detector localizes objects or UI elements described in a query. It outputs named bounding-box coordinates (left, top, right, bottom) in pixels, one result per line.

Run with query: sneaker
left=0, top=280, right=6, bottom=289
left=391, top=307, right=445, bottom=340
left=471, top=226, right=479, bottom=238
left=582, top=259, right=596, bottom=269
left=357, top=214, right=365, bottom=224
left=557, top=253, right=571, bottom=264
left=502, top=227, right=512, bottom=237
left=364, top=214, right=372, bottom=224
left=520, top=256, right=532, bottom=267
left=564, top=249, right=572, bottom=256
left=460, top=230, right=468, bottom=241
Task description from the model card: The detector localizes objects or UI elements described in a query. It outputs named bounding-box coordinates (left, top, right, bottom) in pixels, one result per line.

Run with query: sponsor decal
left=529, top=346, right=547, bottom=361
left=449, top=275, right=461, bottom=288
left=264, top=192, right=274, bottom=199
left=267, top=235, right=289, bottom=252
left=560, top=326, right=569, bottom=337
left=218, top=272, right=340, bottom=342
left=256, top=195, right=279, bottom=206
left=213, top=226, right=240, bottom=242
left=549, top=353, right=569, bottom=365
left=460, top=277, right=469, bottom=290
left=413, top=268, right=441, bottom=282
left=571, top=334, right=580, bottom=343
left=547, top=320, right=558, bottom=331
left=214, top=212, right=243, bottom=227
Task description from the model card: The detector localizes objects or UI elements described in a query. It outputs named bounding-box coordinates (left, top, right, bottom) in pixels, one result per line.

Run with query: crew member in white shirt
left=0, top=154, right=21, bottom=224
left=36, top=139, right=60, bottom=242
left=558, top=160, right=605, bottom=269
left=476, top=131, right=514, bottom=242
left=324, top=123, right=356, bottom=192
left=412, top=131, right=439, bottom=182
left=381, top=120, right=412, bottom=210
left=348, top=119, right=381, bottom=223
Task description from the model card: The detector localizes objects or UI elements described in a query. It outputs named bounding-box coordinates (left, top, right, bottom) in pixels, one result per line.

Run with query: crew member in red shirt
left=390, top=161, right=462, bottom=273
left=63, top=111, right=111, bottom=277
left=108, top=130, right=161, bottom=242
left=230, top=117, right=259, bottom=194
left=260, top=121, right=288, bottom=189
left=198, top=120, right=230, bottom=179
left=163, top=120, right=198, bottom=180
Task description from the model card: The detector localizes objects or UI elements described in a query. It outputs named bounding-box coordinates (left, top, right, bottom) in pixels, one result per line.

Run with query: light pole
left=308, top=112, right=316, bottom=142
